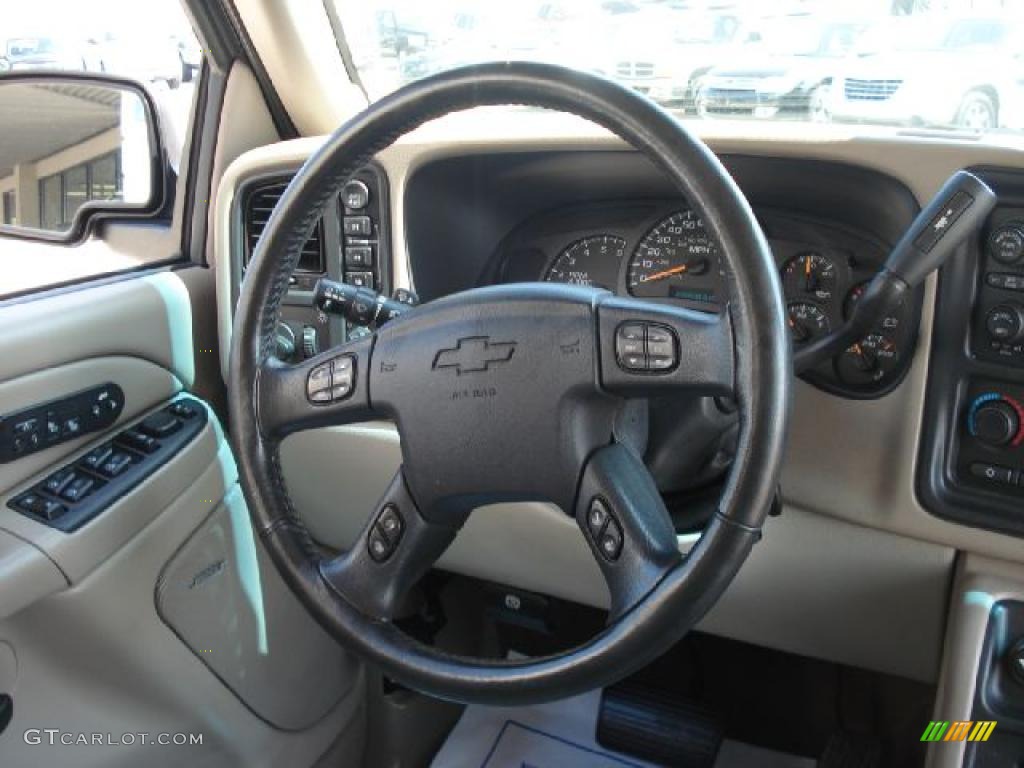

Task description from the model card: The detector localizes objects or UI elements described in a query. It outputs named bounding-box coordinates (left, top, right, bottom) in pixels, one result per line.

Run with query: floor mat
left=430, top=688, right=818, bottom=768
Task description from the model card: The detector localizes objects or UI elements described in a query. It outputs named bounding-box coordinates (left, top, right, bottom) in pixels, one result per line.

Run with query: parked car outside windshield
left=831, top=16, right=1024, bottom=132
left=336, top=0, right=1024, bottom=139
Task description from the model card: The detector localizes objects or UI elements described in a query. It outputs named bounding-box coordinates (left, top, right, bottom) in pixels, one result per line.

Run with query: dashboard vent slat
left=243, top=180, right=325, bottom=273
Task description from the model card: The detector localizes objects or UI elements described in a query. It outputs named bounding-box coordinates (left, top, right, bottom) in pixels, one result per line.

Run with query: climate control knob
left=968, top=394, right=1024, bottom=447
left=985, top=304, right=1024, bottom=342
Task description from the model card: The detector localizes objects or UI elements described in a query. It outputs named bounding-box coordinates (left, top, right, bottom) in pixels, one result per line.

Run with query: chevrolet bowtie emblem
left=433, top=336, right=516, bottom=375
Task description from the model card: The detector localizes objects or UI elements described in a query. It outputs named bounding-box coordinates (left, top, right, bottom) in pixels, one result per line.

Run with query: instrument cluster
left=492, top=201, right=921, bottom=398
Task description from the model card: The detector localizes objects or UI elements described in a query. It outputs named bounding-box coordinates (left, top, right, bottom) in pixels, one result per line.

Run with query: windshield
left=335, top=1, right=1024, bottom=139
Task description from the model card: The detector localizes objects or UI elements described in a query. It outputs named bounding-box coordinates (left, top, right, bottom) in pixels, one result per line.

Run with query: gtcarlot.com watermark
left=24, top=729, right=203, bottom=746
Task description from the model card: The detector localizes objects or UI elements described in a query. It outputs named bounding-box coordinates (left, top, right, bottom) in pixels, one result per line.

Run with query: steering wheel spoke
left=256, top=334, right=377, bottom=440
left=319, top=469, right=459, bottom=620
left=596, top=296, right=735, bottom=399
left=575, top=443, right=683, bottom=622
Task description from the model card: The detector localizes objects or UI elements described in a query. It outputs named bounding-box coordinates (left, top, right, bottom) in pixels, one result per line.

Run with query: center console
left=230, top=164, right=392, bottom=362
left=920, top=169, right=1024, bottom=538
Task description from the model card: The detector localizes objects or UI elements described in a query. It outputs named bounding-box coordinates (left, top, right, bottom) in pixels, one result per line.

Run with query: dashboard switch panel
left=7, top=396, right=207, bottom=532
left=0, top=383, right=124, bottom=463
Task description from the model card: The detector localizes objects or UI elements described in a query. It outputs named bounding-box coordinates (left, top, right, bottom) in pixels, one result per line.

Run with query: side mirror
left=0, top=72, right=164, bottom=240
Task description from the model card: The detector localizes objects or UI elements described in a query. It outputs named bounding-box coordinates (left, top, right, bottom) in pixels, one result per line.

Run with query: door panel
left=0, top=272, right=365, bottom=766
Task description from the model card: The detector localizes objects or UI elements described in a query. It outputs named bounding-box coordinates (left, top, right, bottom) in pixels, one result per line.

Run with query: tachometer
left=627, top=211, right=720, bottom=306
left=545, top=235, right=625, bottom=290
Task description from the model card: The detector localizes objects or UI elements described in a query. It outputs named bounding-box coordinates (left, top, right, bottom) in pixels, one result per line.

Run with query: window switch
left=139, top=412, right=182, bottom=438
left=81, top=444, right=114, bottom=471
left=61, top=475, right=98, bottom=503
left=97, top=451, right=133, bottom=478
left=117, top=429, right=159, bottom=454
left=42, top=469, right=75, bottom=495
left=14, top=492, right=67, bottom=522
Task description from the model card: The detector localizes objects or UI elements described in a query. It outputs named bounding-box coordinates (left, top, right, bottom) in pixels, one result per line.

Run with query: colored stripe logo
left=921, top=721, right=996, bottom=742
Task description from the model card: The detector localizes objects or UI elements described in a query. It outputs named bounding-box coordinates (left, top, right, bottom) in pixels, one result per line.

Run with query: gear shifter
left=794, top=170, right=997, bottom=372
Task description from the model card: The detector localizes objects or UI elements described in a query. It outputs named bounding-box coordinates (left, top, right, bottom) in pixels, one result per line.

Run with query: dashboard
left=489, top=200, right=921, bottom=398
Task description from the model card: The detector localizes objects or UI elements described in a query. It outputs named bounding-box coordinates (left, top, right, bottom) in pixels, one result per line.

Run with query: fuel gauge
left=782, top=252, right=838, bottom=302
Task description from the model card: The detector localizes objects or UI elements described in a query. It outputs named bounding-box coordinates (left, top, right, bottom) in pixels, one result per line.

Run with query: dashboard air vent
left=243, top=180, right=325, bottom=273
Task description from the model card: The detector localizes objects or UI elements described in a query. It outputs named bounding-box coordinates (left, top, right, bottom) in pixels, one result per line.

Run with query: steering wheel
left=229, top=61, right=790, bottom=706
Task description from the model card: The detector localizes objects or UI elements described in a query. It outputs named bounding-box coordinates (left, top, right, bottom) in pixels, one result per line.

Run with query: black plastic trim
left=918, top=167, right=1024, bottom=539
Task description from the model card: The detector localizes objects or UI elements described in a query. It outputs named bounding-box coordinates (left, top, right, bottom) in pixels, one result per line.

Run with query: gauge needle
left=804, top=255, right=816, bottom=292
left=643, top=263, right=690, bottom=283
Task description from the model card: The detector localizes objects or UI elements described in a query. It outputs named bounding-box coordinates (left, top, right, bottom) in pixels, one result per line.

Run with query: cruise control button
left=377, top=505, right=404, bottom=541
left=599, top=518, right=624, bottom=561
left=586, top=497, right=610, bottom=539
left=648, top=355, right=676, bottom=371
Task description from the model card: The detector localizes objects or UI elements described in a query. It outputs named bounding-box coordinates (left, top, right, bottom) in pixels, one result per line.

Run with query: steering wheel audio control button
left=368, top=504, right=405, bottom=563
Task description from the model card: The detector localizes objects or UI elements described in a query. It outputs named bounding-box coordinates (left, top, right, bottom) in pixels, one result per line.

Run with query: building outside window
left=1, top=191, right=14, bottom=226
left=38, top=151, right=123, bottom=230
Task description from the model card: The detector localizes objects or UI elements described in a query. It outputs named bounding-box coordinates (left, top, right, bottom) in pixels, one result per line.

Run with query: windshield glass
left=335, top=1, right=1024, bottom=139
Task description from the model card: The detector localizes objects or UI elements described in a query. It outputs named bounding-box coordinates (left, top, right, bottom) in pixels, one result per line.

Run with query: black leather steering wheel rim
left=228, top=61, right=790, bottom=706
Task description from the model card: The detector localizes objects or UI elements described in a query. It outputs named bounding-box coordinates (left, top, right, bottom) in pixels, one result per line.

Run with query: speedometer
left=627, top=210, right=720, bottom=306
left=545, top=235, right=625, bottom=291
